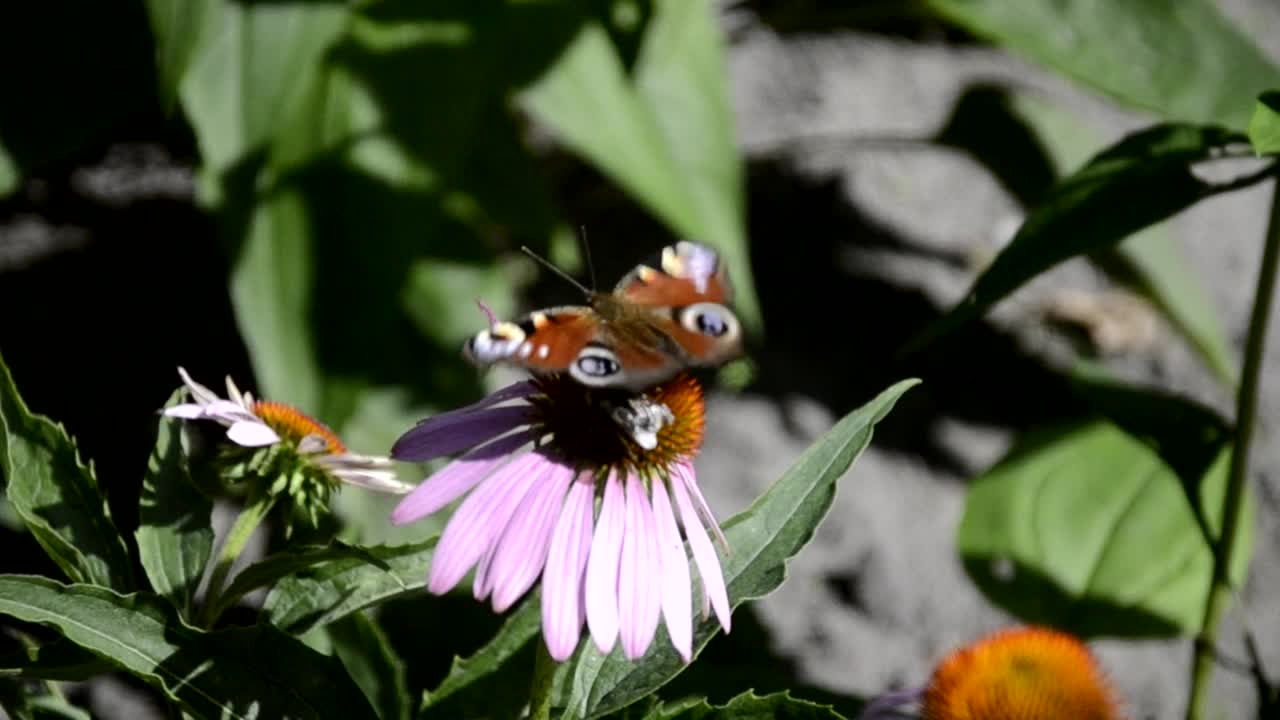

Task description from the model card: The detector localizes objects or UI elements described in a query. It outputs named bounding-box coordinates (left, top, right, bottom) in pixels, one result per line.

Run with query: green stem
left=528, top=641, right=557, bottom=720
left=199, top=491, right=275, bottom=628
left=1186, top=178, right=1280, bottom=719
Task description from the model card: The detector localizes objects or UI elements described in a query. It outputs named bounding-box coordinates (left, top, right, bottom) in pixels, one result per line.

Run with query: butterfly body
left=465, top=242, right=742, bottom=391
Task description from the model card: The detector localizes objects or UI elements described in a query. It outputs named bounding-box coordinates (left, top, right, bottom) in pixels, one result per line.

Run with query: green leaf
left=520, top=0, right=759, bottom=333
left=1248, top=91, right=1280, bottom=156
left=0, top=679, right=92, bottom=720
left=0, top=142, right=17, bottom=198
left=135, top=389, right=214, bottom=618
left=328, top=613, right=411, bottom=720
left=636, top=691, right=846, bottom=720
left=551, top=380, right=921, bottom=719
left=958, top=420, right=1254, bottom=637
left=264, top=538, right=437, bottom=634
left=924, top=0, right=1280, bottom=130
left=143, top=0, right=218, bottom=111
left=906, top=124, right=1254, bottom=355
left=0, top=637, right=112, bottom=681
left=419, top=596, right=541, bottom=720
left=0, top=575, right=379, bottom=720
left=0, top=350, right=132, bottom=589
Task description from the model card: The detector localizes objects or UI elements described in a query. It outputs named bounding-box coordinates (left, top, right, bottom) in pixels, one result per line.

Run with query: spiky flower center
left=527, top=373, right=705, bottom=476
left=252, top=400, right=347, bottom=454
left=923, top=627, right=1122, bottom=720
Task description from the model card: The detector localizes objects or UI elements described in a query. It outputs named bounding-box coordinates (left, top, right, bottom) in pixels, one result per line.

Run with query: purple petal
left=584, top=471, right=625, bottom=653
left=651, top=481, right=693, bottom=662
left=675, top=461, right=728, bottom=551
left=392, top=406, right=533, bottom=462
left=542, top=476, right=595, bottom=661
left=390, top=431, right=534, bottom=525
left=486, top=459, right=575, bottom=612
left=226, top=421, right=281, bottom=447
left=856, top=688, right=925, bottom=720
left=427, top=452, right=544, bottom=594
left=617, top=473, right=661, bottom=660
left=671, top=471, right=731, bottom=633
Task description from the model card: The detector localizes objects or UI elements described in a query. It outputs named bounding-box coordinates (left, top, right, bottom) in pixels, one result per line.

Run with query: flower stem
left=199, top=490, right=275, bottom=628
left=1186, top=178, right=1280, bottom=719
left=528, top=641, right=557, bottom=720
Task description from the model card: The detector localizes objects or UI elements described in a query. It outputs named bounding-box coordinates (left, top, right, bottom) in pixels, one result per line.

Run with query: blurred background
left=3, top=0, right=1280, bottom=717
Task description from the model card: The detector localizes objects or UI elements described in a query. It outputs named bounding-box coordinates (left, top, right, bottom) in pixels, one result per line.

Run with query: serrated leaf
left=135, top=389, right=214, bottom=619
left=958, top=421, right=1253, bottom=637
left=0, top=350, right=132, bottom=589
left=551, top=380, right=921, bottom=719
left=328, top=612, right=411, bottom=720
left=637, top=691, right=846, bottom=720
left=264, top=539, right=437, bottom=634
left=925, top=0, right=1280, bottom=131
left=0, top=575, right=378, bottom=720
left=1248, top=91, right=1280, bottom=156
left=907, top=124, right=1253, bottom=354
left=520, top=0, right=759, bottom=333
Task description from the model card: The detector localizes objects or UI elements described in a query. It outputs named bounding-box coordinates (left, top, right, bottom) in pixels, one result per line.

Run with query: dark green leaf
left=925, top=0, right=1280, bottom=130
left=906, top=124, right=1256, bottom=354
left=0, top=575, right=378, bottom=720
left=135, top=389, right=214, bottom=618
left=212, top=541, right=385, bottom=623
left=0, top=679, right=92, bottom=720
left=419, top=596, right=541, bottom=720
left=328, top=612, right=410, bottom=720
left=143, top=0, right=217, bottom=111
left=1248, top=91, right=1280, bottom=156
left=0, top=637, right=111, bottom=681
left=958, top=420, right=1253, bottom=637
left=552, top=380, right=921, bottom=718
left=0, top=350, right=132, bottom=589
left=264, top=539, right=437, bottom=634
left=636, top=691, right=846, bottom=720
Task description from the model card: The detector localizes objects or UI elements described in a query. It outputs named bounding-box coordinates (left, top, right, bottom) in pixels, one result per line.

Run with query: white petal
left=226, top=420, right=281, bottom=447
left=297, top=434, right=329, bottom=454
left=177, top=366, right=220, bottom=405
left=332, top=470, right=414, bottom=494
left=162, top=404, right=206, bottom=419
left=224, top=375, right=245, bottom=407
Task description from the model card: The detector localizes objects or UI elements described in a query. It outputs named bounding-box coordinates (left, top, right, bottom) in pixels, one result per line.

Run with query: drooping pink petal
left=671, top=472, right=731, bottom=633
left=584, top=471, right=625, bottom=653
left=617, top=473, right=662, bottom=660
left=428, top=451, right=545, bottom=594
left=485, top=458, right=575, bottom=612
left=651, top=480, right=693, bottom=662
left=390, top=430, right=534, bottom=525
left=226, top=421, right=281, bottom=447
left=542, top=476, right=595, bottom=661
left=675, top=461, right=728, bottom=551
left=392, top=406, right=533, bottom=462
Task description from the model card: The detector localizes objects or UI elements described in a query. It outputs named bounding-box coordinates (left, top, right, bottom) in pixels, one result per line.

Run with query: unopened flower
left=859, top=626, right=1125, bottom=720
left=163, top=367, right=411, bottom=523
left=390, top=372, right=731, bottom=662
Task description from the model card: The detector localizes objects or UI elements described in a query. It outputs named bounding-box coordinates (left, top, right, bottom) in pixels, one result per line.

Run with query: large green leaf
left=634, top=691, right=846, bottom=720
left=520, top=0, right=759, bottom=332
left=264, top=538, right=437, bottom=634
left=906, top=124, right=1258, bottom=354
left=135, top=389, right=214, bottom=618
left=924, top=0, right=1280, bottom=130
left=0, top=351, right=132, bottom=590
left=550, top=380, right=920, bottom=719
left=143, top=0, right=218, bottom=111
left=328, top=612, right=411, bottom=720
left=0, top=575, right=378, bottom=720
left=958, top=420, right=1253, bottom=637
left=211, top=541, right=389, bottom=623
left=1249, top=91, right=1280, bottom=156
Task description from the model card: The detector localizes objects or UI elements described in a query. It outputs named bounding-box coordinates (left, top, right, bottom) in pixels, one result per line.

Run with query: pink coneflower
left=390, top=372, right=731, bottom=662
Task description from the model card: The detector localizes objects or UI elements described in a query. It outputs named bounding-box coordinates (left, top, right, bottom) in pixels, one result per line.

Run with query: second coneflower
left=390, top=372, right=731, bottom=663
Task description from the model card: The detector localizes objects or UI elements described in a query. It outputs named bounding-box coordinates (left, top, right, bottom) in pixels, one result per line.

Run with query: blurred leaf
left=634, top=691, right=846, bottom=720
left=925, top=0, right=1280, bottom=130
left=551, top=380, right=921, bottom=719
left=0, top=143, right=17, bottom=198
left=135, top=390, right=214, bottom=618
left=403, top=260, right=517, bottom=348
left=143, top=0, right=218, bottom=111
left=0, top=575, right=378, bottom=720
left=1249, top=91, right=1280, bottom=155
left=0, top=350, right=132, bottom=590
left=265, top=538, right=437, bottom=634
left=0, top=637, right=111, bottom=682
left=211, top=541, right=388, bottom=623
left=521, top=0, right=760, bottom=333
left=958, top=421, right=1253, bottom=637
left=907, top=124, right=1255, bottom=355
left=328, top=612, right=411, bottom=720
left=0, top=679, right=92, bottom=720
left=419, top=595, right=541, bottom=720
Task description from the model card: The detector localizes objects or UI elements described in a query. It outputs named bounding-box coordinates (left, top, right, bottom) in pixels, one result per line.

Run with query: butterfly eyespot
left=570, top=346, right=623, bottom=385
left=679, top=302, right=738, bottom=339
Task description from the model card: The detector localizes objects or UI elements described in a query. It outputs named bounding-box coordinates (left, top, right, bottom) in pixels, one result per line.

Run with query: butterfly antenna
left=520, top=245, right=592, bottom=297
left=578, top=225, right=598, bottom=291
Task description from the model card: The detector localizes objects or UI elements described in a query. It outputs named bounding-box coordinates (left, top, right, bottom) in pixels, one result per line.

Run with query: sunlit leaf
left=636, top=691, right=846, bottom=720
left=1248, top=91, right=1280, bottom=156
left=0, top=576, right=378, bottom=720
left=0, top=350, right=132, bottom=590
left=211, top=541, right=388, bottom=623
